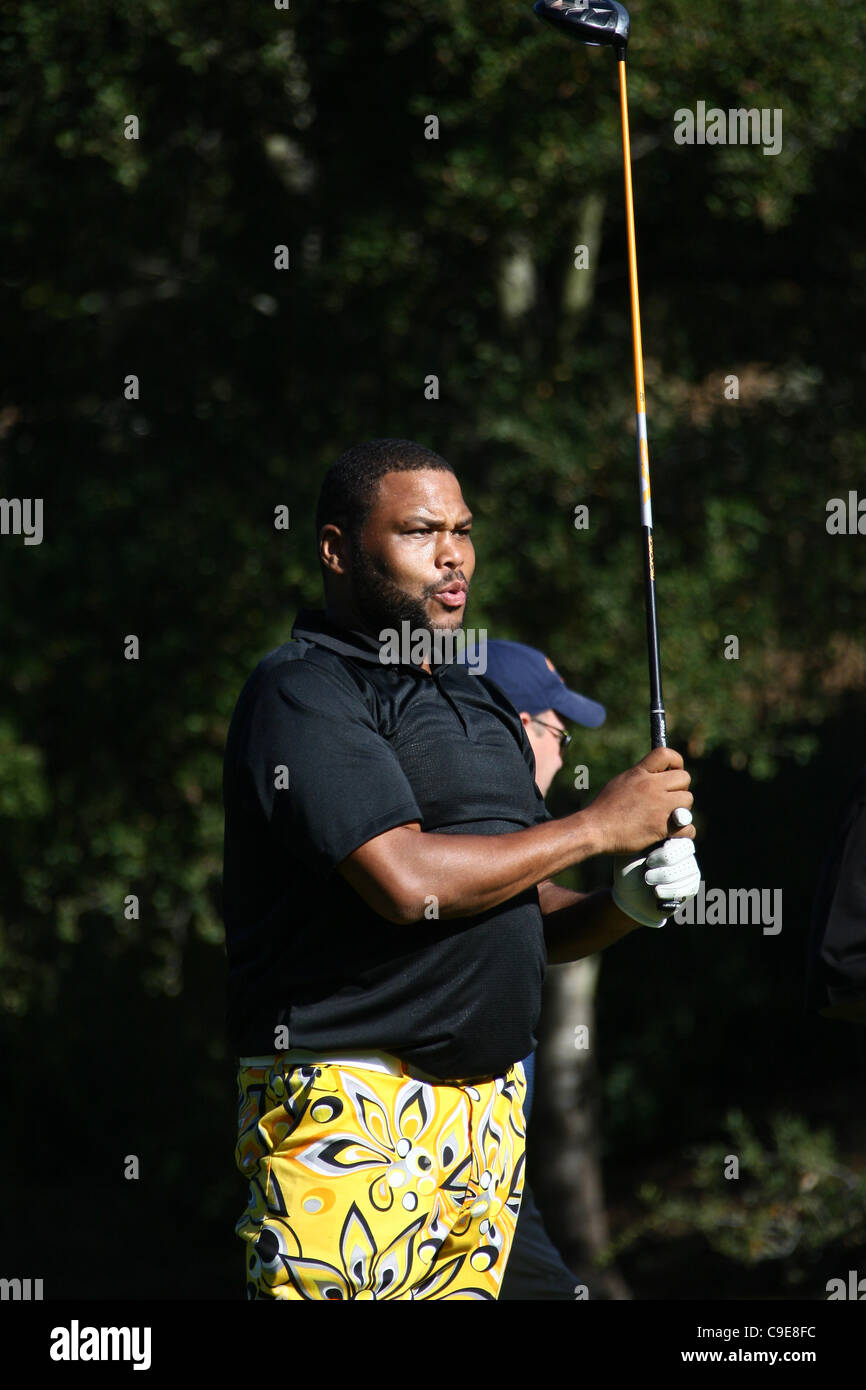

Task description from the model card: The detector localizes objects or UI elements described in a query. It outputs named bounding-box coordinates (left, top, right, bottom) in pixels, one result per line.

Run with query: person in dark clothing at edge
left=807, top=761, right=866, bottom=1024
left=222, top=438, right=702, bottom=1300
left=472, top=639, right=608, bottom=1300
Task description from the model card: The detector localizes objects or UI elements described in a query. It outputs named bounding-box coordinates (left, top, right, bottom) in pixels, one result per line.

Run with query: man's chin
left=428, top=612, right=465, bottom=632
left=353, top=587, right=466, bottom=637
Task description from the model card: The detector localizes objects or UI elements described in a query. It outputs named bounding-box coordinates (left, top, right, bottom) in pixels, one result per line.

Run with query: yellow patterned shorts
left=234, top=1050, right=527, bottom=1300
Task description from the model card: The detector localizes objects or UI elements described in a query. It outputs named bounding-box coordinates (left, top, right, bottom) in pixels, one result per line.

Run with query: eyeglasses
left=531, top=718, right=571, bottom=750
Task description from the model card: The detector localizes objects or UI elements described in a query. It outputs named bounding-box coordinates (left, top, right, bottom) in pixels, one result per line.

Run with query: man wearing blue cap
left=464, top=640, right=610, bottom=1299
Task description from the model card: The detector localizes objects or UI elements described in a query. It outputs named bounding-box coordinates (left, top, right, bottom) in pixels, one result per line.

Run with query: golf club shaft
left=617, top=51, right=684, bottom=911
left=617, top=55, right=667, bottom=752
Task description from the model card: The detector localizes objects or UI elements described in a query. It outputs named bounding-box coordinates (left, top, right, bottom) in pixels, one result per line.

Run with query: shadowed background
left=2, top=0, right=866, bottom=1298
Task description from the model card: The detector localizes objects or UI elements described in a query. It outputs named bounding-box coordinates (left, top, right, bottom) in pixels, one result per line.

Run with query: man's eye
left=405, top=526, right=470, bottom=536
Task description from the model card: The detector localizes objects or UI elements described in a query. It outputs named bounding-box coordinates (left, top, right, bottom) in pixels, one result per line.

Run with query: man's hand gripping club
left=586, top=746, right=701, bottom=929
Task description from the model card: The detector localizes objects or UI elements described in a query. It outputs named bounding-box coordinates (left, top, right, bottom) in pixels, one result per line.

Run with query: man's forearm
left=340, top=812, right=606, bottom=924
left=539, top=879, right=642, bottom=963
left=413, top=815, right=610, bottom=919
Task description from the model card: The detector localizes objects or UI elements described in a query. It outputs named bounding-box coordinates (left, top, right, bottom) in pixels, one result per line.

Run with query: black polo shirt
left=222, top=607, right=552, bottom=1079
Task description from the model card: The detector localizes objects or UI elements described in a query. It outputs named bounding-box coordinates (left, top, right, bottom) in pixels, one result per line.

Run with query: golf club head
left=533, top=0, right=630, bottom=55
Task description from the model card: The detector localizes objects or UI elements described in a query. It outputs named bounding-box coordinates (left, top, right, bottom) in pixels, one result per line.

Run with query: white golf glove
left=612, top=836, right=701, bottom=928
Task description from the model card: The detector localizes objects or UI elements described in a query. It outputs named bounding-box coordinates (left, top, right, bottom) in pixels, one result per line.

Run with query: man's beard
left=349, top=542, right=465, bottom=638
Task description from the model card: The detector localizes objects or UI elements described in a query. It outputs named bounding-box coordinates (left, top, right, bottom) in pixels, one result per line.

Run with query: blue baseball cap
left=461, top=638, right=606, bottom=728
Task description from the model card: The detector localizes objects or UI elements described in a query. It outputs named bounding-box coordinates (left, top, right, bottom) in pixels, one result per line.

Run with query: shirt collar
left=291, top=608, right=452, bottom=675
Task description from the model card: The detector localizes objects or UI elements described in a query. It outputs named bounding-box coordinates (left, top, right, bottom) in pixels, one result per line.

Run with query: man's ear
left=320, top=523, right=350, bottom=578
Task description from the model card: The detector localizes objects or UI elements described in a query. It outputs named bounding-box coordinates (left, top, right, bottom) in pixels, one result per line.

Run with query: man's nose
left=436, top=537, right=463, bottom=568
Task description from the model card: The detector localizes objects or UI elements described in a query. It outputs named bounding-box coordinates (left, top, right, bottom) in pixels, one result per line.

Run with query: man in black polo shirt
left=223, top=437, right=700, bottom=1300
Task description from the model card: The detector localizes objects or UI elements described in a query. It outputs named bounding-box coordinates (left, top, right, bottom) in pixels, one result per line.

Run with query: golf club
left=534, top=0, right=685, bottom=908
left=533, top=0, right=666, bottom=746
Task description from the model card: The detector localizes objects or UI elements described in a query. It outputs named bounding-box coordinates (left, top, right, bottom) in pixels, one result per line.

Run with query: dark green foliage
left=2, top=0, right=865, bottom=1295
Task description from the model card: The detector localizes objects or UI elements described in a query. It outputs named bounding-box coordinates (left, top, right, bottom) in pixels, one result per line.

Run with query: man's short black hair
left=315, top=438, right=454, bottom=546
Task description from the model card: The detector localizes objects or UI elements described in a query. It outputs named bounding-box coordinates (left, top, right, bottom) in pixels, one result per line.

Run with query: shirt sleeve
left=240, top=658, right=424, bottom=876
